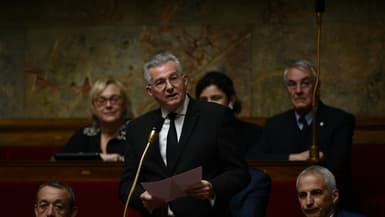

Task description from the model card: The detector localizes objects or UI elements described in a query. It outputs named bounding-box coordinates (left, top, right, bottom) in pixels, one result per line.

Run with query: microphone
left=123, top=127, right=158, bottom=217
left=147, top=128, right=158, bottom=145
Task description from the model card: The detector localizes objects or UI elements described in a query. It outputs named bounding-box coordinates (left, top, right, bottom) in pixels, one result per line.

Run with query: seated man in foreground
left=34, top=180, right=78, bottom=217
left=296, top=165, right=365, bottom=217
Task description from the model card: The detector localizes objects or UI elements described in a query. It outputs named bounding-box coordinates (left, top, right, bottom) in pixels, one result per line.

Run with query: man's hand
left=140, top=191, right=166, bottom=213
left=100, top=153, right=124, bottom=162
left=289, top=150, right=324, bottom=161
left=185, top=180, right=214, bottom=200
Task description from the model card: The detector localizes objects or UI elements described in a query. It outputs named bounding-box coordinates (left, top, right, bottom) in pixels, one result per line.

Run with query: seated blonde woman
left=60, top=78, right=132, bottom=162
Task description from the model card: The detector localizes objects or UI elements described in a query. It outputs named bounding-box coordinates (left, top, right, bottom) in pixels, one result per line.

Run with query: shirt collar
left=295, top=111, right=312, bottom=125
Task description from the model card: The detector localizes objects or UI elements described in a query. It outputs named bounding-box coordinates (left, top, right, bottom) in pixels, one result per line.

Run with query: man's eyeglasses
left=93, top=95, right=122, bottom=107
left=150, top=73, right=183, bottom=90
left=286, top=78, right=314, bottom=90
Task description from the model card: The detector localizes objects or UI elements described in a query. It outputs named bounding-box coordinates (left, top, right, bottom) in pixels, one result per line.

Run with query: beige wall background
left=0, top=0, right=384, bottom=118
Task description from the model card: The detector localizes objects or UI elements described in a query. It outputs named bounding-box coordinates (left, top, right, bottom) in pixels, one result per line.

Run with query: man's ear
left=146, top=86, right=153, bottom=97
left=183, top=74, right=189, bottom=86
left=70, top=207, right=78, bottom=217
left=331, top=189, right=339, bottom=204
left=34, top=205, right=39, bottom=217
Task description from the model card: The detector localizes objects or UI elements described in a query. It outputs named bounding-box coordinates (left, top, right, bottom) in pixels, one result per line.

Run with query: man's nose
left=305, top=194, right=314, bottom=206
left=165, top=79, right=174, bottom=88
left=46, top=205, right=55, bottom=217
left=295, top=83, right=303, bottom=93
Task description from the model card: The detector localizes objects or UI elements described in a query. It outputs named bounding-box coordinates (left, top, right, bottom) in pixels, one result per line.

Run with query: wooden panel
left=0, top=119, right=90, bottom=146
left=248, top=160, right=309, bottom=181
left=0, top=161, right=123, bottom=181
left=0, top=160, right=305, bottom=182
left=0, top=117, right=384, bottom=147
left=0, top=160, right=382, bottom=217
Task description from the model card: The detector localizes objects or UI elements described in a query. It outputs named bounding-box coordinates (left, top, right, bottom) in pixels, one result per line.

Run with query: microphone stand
left=309, top=0, right=325, bottom=162
left=123, top=128, right=158, bottom=217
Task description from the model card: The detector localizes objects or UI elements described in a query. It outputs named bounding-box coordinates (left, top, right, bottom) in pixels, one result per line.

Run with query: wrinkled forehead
left=298, top=173, right=326, bottom=189
left=37, top=186, right=70, bottom=203
left=287, top=67, right=315, bottom=81
left=149, top=61, right=180, bottom=79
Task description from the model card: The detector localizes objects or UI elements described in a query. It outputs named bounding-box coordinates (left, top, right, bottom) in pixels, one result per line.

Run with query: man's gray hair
left=283, top=59, right=317, bottom=82
left=296, top=165, right=337, bottom=192
left=35, top=180, right=76, bottom=210
left=143, top=51, right=183, bottom=85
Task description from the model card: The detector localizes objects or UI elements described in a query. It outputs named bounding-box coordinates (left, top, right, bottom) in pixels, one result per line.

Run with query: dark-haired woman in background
left=196, top=71, right=271, bottom=217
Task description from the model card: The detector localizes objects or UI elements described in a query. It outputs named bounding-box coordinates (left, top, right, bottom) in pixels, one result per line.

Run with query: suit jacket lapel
left=148, top=109, right=168, bottom=172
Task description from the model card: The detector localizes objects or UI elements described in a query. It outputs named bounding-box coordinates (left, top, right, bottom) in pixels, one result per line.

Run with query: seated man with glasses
left=248, top=59, right=356, bottom=211
left=35, top=180, right=78, bottom=217
left=59, top=78, right=132, bottom=162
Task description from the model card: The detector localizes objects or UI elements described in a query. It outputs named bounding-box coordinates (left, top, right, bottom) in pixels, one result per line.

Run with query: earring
left=228, top=102, right=233, bottom=109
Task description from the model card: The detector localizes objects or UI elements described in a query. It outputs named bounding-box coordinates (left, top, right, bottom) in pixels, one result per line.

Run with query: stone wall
left=0, top=0, right=384, bottom=118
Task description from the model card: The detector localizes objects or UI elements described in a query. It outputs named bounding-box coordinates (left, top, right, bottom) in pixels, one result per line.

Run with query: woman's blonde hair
left=89, top=78, right=132, bottom=120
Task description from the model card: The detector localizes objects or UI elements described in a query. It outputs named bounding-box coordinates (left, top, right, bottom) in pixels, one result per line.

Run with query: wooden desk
left=1, top=160, right=381, bottom=217
left=248, top=160, right=311, bottom=181
left=0, top=160, right=309, bottom=182
left=0, top=161, right=137, bottom=217
left=0, top=161, right=124, bottom=181
left=0, top=160, right=306, bottom=217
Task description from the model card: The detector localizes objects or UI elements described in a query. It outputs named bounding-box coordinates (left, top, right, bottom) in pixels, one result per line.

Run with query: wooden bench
left=0, top=161, right=139, bottom=217
left=0, top=161, right=306, bottom=217
left=0, top=117, right=384, bottom=216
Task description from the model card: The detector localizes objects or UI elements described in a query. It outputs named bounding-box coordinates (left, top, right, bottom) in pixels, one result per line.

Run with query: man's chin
left=166, top=97, right=183, bottom=105
left=303, top=208, right=321, bottom=217
left=294, top=104, right=312, bottom=112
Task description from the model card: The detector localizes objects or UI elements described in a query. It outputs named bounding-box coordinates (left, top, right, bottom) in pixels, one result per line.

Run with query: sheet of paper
left=141, top=166, right=202, bottom=202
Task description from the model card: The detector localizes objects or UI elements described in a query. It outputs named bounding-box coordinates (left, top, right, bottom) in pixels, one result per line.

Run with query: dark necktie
left=167, top=112, right=178, bottom=169
left=299, top=116, right=311, bottom=149
left=299, top=116, right=309, bottom=131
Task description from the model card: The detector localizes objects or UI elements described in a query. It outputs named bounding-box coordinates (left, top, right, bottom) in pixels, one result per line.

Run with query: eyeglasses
left=93, top=95, right=122, bottom=107
left=286, top=78, right=314, bottom=90
left=149, top=73, right=183, bottom=90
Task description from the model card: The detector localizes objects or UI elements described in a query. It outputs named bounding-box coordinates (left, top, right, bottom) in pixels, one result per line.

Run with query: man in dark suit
left=119, top=51, right=249, bottom=217
left=296, top=165, right=365, bottom=217
left=249, top=59, right=355, bottom=210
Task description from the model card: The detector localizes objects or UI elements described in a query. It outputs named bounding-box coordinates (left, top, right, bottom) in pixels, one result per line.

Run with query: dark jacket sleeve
left=60, top=128, right=91, bottom=153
